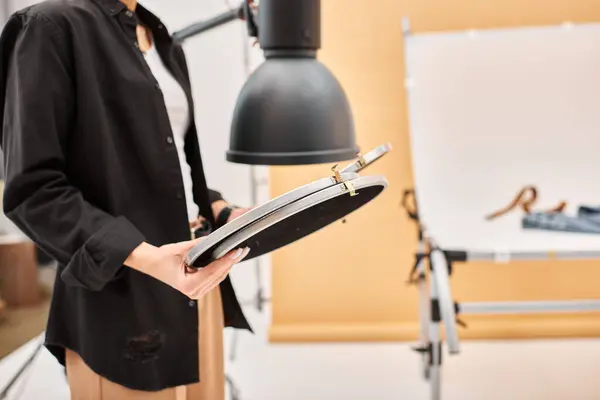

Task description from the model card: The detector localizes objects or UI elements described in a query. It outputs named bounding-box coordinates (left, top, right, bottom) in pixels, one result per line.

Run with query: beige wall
left=269, top=0, right=600, bottom=342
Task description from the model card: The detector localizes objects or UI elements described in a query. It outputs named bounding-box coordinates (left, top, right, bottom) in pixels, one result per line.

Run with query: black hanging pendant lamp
left=226, top=0, right=359, bottom=165
left=172, top=0, right=359, bottom=165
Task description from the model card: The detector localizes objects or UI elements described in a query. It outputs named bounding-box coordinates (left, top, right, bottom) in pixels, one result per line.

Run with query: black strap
left=400, top=189, right=419, bottom=221
left=216, top=205, right=240, bottom=228
left=406, top=253, right=426, bottom=285
left=192, top=218, right=213, bottom=238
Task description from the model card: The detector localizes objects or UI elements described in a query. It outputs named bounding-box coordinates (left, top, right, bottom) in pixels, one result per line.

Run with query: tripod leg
left=428, top=261, right=442, bottom=400
left=229, top=329, right=239, bottom=362
left=225, top=374, right=242, bottom=400
left=417, top=241, right=430, bottom=380
left=0, top=337, right=44, bottom=400
left=430, top=249, right=460, bottom=354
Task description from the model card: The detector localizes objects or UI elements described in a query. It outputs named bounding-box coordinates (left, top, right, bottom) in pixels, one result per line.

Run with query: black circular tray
left=187, top=174, right=387, bottom=268
left=185, top=171, right=359, bottom=266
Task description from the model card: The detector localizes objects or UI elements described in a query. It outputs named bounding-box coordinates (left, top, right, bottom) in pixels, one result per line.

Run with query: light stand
left=0, top=337, right=44, bottom=400
left=224, top=16, right=272, bottom=400
left=410, top=245, right=461, bottom=400
left=172, top=7, right=242, bottom=43
left=171, top=2, right=257, bottom=44
left=402, top=189, right=430, bottom=379
left=174, top=4, right=264, bottom=399
left=403, top=188, right=461, bottom=400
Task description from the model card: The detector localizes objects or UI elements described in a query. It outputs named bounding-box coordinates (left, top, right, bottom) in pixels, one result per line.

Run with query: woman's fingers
left=220, top=247, right=250, bottom=264
left=188, top=266, right=231, bottom=299
left=186, top=248, right=250, bottom=299
left=196, top=265, right=234, bottom=298
left=195, top=249, right=246, bottom=294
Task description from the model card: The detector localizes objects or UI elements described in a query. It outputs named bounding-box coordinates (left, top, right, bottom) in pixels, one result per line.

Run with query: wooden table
left=0, top=235, right=40, bottom=307
left=0, top=180, right=41, bottom=307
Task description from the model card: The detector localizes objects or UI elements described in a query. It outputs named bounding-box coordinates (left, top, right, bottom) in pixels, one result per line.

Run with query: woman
left=0, top=0, right=252, bottom=398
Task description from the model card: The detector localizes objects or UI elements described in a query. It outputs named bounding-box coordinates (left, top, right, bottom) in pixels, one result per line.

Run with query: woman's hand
left=125, top=239, right=249, bottom=299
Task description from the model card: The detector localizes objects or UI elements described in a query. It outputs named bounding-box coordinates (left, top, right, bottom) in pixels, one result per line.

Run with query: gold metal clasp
left=331, top=164, right=358, bottom=196
left=332, top=164, right=343, bottom=183
left=357, top=153, right=367, bottom=168
left=344, top=180, right=357, bottom=196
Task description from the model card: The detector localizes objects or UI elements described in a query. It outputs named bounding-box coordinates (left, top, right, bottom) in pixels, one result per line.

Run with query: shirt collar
left=136, top=4, right=169, bottom=35
left=91, top=0, right=172, bottom=41
left=91, top=0, right=127, bottom=16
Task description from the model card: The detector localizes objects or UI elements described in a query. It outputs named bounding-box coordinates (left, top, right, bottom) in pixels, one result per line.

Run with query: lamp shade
left=226, top=0, right=359, bottom=165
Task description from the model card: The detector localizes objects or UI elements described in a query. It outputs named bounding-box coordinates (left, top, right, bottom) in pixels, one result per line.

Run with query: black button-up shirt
left=0, top=0, right=251, bottom=391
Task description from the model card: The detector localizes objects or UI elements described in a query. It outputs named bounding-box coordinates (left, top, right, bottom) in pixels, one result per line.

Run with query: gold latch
left=357, top=153, right=367, bottom=168
left=331, top=165, right=357, bottom=196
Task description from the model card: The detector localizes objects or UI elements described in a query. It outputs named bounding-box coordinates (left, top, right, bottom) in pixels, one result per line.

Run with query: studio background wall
left=269, top=0, right=600, bottom=342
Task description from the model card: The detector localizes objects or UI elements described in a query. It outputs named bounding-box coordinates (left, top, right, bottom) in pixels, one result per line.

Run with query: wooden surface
left=0, top=267, right=53, bottom=360
left=0, top=242, right=40, bottom=306
left=269, top=0, right=600, bottom=342
left=270, top=313, right=600, bottom=342
left=0, top=292, right=50, bottom=360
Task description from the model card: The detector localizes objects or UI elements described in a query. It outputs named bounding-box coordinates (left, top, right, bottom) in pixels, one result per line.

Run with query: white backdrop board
left=404, top=22, right=600, bottom=253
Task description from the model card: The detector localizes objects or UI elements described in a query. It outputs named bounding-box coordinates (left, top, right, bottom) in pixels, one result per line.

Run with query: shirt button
left=188, top=300, right=195, bottom=307
left=125, top=10, right=133, bottom=17
left=158, top=24, right=164, bottom=29
left=155, top=83, right=161, bottom=90
left=166, top=137, right=173, bottom=144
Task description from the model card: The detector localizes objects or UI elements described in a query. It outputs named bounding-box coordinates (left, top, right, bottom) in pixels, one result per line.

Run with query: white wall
left=7, top=0, right=40, bottom=12
left=0, top=1, right=8, bottom=27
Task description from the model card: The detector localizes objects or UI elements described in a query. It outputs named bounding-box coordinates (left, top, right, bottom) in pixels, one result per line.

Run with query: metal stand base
left=428, top=265, right=442, bottom=400
left=411, top=241, right=600, bottom=400
left=415, top=240, right=430, bottom=380
left=428, top=247, right=460, bottom=400
left=412, top=246, right=458, bottom=400
left=459, top=299, right=600, bottom=315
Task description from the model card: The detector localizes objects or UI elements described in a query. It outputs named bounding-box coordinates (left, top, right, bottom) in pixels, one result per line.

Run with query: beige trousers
left=66, top=287, right=225, bottom=400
